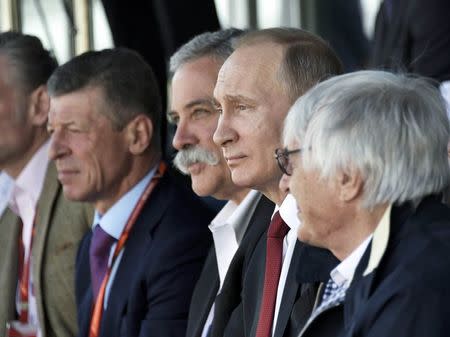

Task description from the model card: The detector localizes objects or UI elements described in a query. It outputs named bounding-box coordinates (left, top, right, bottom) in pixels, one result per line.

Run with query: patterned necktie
left=255, top=211, right=289, bottom=337
left=89, top=225, right=116, bottom=301
left=321, top=278, right=340, bottom=303
left=311, top=278, right=347, bottom=319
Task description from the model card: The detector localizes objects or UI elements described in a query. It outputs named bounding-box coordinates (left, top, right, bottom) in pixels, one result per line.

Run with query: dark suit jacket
left=371, top=0, right=450, bottom=82
left=76, top=169, right=215, bottom=337
left=344, top=196, right=450, bottom=337
left=223, top=209, right=338, bottom=337
left=186, top=195, right=274, bottom=337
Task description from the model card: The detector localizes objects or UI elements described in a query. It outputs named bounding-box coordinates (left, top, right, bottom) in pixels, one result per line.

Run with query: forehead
left=171, top=56, right=222, bottom=109
left=215, top=43, right=284, bottom=100
left=49, top=86, right=107, bottom=124
left=0, top=55, right=15, bottom=88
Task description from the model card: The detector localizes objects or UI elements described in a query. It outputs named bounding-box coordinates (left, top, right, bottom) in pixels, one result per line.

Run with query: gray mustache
left=173, top=146, right=220, bottom=174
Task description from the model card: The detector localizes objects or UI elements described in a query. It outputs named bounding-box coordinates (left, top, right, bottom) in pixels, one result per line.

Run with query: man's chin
left=187, top=162, right=207, bottom=176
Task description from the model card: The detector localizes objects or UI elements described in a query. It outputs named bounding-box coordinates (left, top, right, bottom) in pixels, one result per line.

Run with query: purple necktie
left=89, top=225, right=116, bottom=300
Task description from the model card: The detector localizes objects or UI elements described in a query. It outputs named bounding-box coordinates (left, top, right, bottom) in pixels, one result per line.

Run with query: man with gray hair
left=169, top=28, right=274, bottom=337
left=0, top=31, right=91, bottom=337
left=281, top=70, right=450, bottom=337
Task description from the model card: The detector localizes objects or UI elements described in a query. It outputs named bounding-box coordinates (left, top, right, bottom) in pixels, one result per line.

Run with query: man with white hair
left=280, top=70, right=450, bottom=337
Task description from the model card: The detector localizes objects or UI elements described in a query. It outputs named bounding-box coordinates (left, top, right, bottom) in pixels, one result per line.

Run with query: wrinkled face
left=170, top=56, right=238, bottom=199
left=286, top=139, right=341, bottom=248
left=0, top=56, right=33, bottom=169
left=48, top=87, right=131, bottom=209
left=213, top=43, right=293, bottom=194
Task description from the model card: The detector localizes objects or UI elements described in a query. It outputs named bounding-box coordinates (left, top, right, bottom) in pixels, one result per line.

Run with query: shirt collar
left=6, top=141, right=50, bottom=217
left=331, top=234, right=373, bottom=287
left=13, top=140, right=50, bottom=207
left=275, top=193, right=301, bottom=231
left=364, top=204, right=392, bottom=276
left=0, top=172, right=14, bottom=216
left=209, top=189, right=261, bottom=244
left=92, top=165, right=157, bottom=239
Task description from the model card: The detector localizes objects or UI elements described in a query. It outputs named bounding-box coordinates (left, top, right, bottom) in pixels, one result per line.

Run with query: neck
left=230, top=188, right=251, bottom=205
left=3, top=130, right=49, bottom=179
left=261, top=183, right=286, bottom=206
left=331, top=203, right=388, bottom=261
left=95, top=152, right=161, bottom=214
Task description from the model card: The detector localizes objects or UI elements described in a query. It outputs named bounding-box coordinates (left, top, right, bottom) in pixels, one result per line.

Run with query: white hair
left=284, top=70, right=450, bottom=209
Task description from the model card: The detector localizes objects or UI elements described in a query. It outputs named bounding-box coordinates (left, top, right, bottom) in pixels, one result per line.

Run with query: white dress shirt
left=7, top=141, right=50, bottom=336
left=91, top=165, right=157, bottom=308
left=330, top=235, right=373, bottom=289
left=0, top=171, right=14, bottom=217
left=201, top=190, right=261, bottom=337
left=272, top=193, right=301, bottom=336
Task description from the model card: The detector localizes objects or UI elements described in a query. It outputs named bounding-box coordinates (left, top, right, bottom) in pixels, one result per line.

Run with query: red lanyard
left=17, top=216, right=36, bottom=323
left=89, top=162, right=166, bottom=337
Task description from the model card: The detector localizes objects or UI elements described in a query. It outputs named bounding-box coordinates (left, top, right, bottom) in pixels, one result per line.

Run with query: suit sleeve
left=133, top=215, right=211, bottom=337
left=408, top=0, right=450, bottom=81
left=359, top=285, right=450, bottom=337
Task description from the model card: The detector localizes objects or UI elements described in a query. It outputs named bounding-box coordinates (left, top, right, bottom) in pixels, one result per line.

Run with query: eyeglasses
left=274, top=147, right=302, bottom=176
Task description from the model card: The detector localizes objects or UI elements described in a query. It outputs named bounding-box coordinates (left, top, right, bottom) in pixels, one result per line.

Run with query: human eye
left=167, top=112, right=179, bottom=125
left=192, top=108, right=213, bottom=120
left=237, top=104, right=247, bottom=111
left=47, top=124, right=54, bottom=135
left=214, top=105, right=223, bottom=114
left=234, top=101, right=251, bottom=112
left=68, top=125, right=84, bottom=133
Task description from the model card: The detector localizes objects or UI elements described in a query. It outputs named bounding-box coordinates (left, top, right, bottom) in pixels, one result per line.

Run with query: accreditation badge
left=6, top=321, right=37, bottom=337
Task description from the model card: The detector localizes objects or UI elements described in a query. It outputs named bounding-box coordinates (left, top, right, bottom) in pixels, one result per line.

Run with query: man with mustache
left=169, top=29, right=274, bottom=337
left=47, top=48, right=214, bottom=337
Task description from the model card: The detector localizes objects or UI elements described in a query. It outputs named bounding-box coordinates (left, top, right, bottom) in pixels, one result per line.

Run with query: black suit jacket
left=75, top=169, right=215, bottom=337
left=344, top=197, right=450, bottom=337
left=371, top=0, right=450, bottom=82
left=186, top=195, right=274, bottom=337
left=224, top=208, right=338, bottom=337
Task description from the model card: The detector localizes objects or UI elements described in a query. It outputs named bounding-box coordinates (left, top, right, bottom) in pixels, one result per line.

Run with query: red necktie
left=17, top=218, right=26, bottom=322
left=255, top=211, right=289, bottom=337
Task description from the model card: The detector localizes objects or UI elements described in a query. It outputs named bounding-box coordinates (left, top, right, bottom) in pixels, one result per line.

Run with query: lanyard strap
left=18, top=216, right=36, bottom=323
left=89, top=162, right=166, bottom=337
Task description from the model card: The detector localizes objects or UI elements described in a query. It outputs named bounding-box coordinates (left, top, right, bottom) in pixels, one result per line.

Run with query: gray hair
left=169, top=28, right=244, bottom=77
left=0, top=31, right=58, bottom=95
left=47, top=48, right=162, bottom=150
left=237, top=27, right=343, bottom=103
left=284, top=70, right=450, bottom=208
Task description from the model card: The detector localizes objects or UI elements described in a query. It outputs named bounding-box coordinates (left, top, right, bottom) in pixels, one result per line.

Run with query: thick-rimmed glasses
left=274, top=147, right=302, bottom=176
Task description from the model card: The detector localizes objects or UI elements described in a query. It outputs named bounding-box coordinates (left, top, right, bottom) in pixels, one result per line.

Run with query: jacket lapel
left=99, top=174, right=171, bottom=337
left=0, top=209, right=22, bottom=332
left=31, top=162, right=60, bottom=334
left=273, top=241, right=301, bottom=337
left=190, top=249, right=219, bottom=337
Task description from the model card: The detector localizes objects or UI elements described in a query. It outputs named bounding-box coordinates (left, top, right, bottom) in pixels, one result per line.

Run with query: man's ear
left=126, top=114, right=153, bottom=155
left=28, top=85, right=50, bottom=126
left=337, top=168, right=364, bottom=202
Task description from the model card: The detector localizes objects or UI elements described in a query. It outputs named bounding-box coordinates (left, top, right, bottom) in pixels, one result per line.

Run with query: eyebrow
left=47, top=120, right=78, bottom=129
left=184, top=98, right=215, bottom=109
left=223, top=94, right=258, bottom=105
left=167, top=98, right=216, bottom=118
